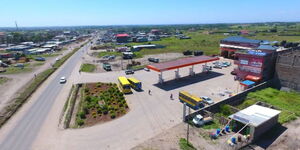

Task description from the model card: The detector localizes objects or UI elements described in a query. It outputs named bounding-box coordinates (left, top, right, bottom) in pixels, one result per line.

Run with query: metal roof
left=222, top=36, right=261, bottom=44
left=229, top=105, right=281, bottom=127
left=147, top=56, right=219, bottom=72
left=257, top=45, right=277, bottom=51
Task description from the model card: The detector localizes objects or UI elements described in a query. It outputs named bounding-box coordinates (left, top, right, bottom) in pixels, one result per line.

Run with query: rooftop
left=147, top=56, right=219, bottom=72
left=229, top=104, right=281, bottom=127
left=222, top=36, right=261, bottom=44
left=116, top=34, right=129, bottom=37
left=257, top=45, right=277, bottom=51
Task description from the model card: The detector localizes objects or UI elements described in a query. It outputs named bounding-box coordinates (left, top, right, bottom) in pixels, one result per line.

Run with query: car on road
left=125, top=70, right=134, bottom=75
left=103, top=63, right=112, bottom=71
left=200, top=96, right=214, bottom=105
left=192, top=114, right=213, bottom=126
left=148, top=57, right=159, bottom=63
left=59, top=76, right=67, bottom=84
left=144, top=67, right=150, bottom=71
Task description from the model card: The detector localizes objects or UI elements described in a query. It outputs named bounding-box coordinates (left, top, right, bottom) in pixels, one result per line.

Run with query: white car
left=201, top=96, right=214, bottom=105
left=144, top=68, right=150, bottom=71
left=59, top=76, right=67, bottom=84
left=192, top=114, right=213, bottom=126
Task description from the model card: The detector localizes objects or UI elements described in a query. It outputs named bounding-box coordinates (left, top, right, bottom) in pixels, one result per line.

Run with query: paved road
left=0, top=39, right=92, bottom=150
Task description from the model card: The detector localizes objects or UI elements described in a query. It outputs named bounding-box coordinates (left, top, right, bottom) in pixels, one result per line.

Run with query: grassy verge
left=179, top=138, right=196, bottom=150
left=0, top=77, right=10, bottom=85
left=0, top=44, right=85, bottom=128
left=80, top=64, right=96, bottom=72
left=64, top=84, right=79, bottom=128
left=27, top=53, right=60, bottom=59
left=237, top=88, right=300, bottom=124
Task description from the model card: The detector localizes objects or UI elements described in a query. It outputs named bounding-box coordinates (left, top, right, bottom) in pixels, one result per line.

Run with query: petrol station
left=147, top=56, right=219, bottom=83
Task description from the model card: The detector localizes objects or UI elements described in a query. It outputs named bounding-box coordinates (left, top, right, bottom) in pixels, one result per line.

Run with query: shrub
left=110, top=112, right=116, bottom=119
left=79, top=111, right=86, bottom=119
left=77, top=119, right=84, bottom=126
left=220, top=104, right=232, bottom=116
left=85, top=96, right=91, bottom=102
left=84, top=88, right=89, bottom=93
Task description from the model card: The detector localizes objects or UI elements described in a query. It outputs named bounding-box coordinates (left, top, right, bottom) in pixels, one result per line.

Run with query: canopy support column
left=175, top=68, right=180, bottom=79
left=189, top=65, right=195, bottom=76
left=158, top=72, right=164, bottom=84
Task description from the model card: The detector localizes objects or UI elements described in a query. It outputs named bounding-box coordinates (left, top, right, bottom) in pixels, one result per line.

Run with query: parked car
left=125, top=70, right=134, bottom=75
left=14, top=63, right=24, bottom=68
left=144, top=67, right=150, bottom=71
left=59, top=76, right=67, bottom=84
left=148, top=57, right=159, bottom=63
left=213, top=64, right=222, bottom=69
left=222, top=62, right=231, bottom=67
left=200, top=96, right=214, bottom=105
left=35, top=57, right=45, bottom=61
left=231, top=70, right=237, bottom=75
left=192, top=115, right=213, bottom=126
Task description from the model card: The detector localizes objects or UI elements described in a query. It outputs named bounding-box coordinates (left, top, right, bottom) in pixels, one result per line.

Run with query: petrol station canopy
left=147, top=56, right=219, bottom=72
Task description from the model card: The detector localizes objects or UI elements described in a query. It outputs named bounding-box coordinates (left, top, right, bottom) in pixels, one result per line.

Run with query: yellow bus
left=118, top=76, right=132, bottom=94
left=179, top=91, right=203, bottom=110
left=128, top=77, right=142, bottom=91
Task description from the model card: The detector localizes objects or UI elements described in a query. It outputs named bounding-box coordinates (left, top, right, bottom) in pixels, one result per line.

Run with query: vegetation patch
left=80, top=63, right=96, bottom=72
left=0, top=77, right=10, bottom=85
left=75, top=82, right=129, bottom=127
left=238, top=88, right=300, bottom=124
left=179, top=138, right=196, bottom=150
left=97, top=51, right=121, bottom=58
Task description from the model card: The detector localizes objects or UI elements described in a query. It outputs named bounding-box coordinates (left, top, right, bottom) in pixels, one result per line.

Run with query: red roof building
left=116, top=34, right=130, bottom=43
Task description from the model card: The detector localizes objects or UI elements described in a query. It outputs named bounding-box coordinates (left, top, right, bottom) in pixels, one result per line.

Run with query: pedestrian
left=170, top=93, right=173, bottom=100
left=148, top=90, right=151, bottom=95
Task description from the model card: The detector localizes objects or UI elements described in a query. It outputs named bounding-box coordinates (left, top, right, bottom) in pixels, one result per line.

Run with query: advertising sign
left=240, top=65, right=261, bottom=74
left=240, top=59, right=249, bottom=65
left=249, top=58, right=263, bottom=67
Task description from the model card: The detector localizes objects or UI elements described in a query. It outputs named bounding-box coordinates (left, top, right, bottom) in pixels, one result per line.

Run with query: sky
left=1, top=0, right=300, bottom=27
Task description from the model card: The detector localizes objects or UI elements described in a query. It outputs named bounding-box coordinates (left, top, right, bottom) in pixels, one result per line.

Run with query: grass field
left=238, top=88, right=300, bottom=124
left=120, top=32, right=225, bottom=56
left=97, top=51, right=121, bottom=58
left=80, top=63, right=96, bottom=72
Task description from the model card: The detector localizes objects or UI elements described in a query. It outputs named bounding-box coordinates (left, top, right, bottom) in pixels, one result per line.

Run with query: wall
left=185, top=80, right=274, bottom=120
left=274, top=47, right=300, bottom=92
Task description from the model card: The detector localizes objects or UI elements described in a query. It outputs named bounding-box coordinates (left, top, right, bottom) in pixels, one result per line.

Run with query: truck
left=192, top=114, right=213, bottom=126
left=103, top=63, right=112, bottom=71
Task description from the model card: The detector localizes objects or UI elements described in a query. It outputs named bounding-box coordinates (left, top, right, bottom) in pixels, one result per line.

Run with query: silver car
left=201, top=96, right=214, bottom=105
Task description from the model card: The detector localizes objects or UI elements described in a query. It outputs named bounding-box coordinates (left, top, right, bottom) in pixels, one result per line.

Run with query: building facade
left=234, top=49, right=277, bottom=82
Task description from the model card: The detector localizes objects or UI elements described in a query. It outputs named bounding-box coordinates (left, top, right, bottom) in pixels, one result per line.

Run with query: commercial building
left=116, top=34, right=130, bottom=43
left=234, top=48, right=277, bottom=82
left=229, top=104, right=280, bottom=142
left=220, top=36, right=262, bottom=59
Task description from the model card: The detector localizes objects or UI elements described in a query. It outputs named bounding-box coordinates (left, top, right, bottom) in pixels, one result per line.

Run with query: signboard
left=249, top=58, right=263, bottom=67
left=240, top=59, right=249, bottom=65
left=240, top=65, right=261, bottom=74
left=247, top=50, right=266, bottom=56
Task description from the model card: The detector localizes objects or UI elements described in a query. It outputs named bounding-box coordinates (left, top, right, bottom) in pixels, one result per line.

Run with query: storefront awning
left=240, top=80, right=255, bottom=87
left=245, top=75, right=261, bottom=82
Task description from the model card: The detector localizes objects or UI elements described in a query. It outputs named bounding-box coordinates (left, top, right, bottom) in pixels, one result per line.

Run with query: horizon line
left=0, top=21, right=300, bottom=29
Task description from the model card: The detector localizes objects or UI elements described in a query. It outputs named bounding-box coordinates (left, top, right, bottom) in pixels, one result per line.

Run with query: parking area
left=54, top=58, right=241, bottom=149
